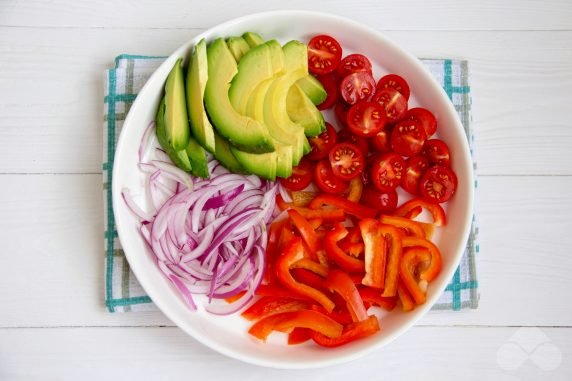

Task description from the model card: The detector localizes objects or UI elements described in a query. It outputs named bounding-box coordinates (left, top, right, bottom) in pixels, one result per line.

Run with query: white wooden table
left=1, top=1, right=571, bottom=379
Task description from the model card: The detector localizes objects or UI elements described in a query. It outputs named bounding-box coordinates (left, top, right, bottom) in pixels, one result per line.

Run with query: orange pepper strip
left=311, top=315, right=380, bottom=348
left=241, top=296, right=308, bottom=321
left=288, top=209, right=320, bottom=259
left=419, top=222, right=435, bottom=240
left=379, top=224, right=403, bottom=298
left=359, top=218, right=387, bottom=289
left=399, top=248, right=432, bottom=305
left=402, top=236, right=442, bottom=282
left=379, top=215, right=425, bottom=238
left=248, top=310, right=343, bottom=342
left=346, top=177, right=363, bottom=203
left=276, top=237, right=335, bottom=312
left=394, top=198, right=446, bottom=226
left=324, top=224, right=365, bottom=273
left=325, top=269, right=369, bottom=323
left=308, top=194, right=378, bottom=220
left=397, top=282, right=415, bottom=312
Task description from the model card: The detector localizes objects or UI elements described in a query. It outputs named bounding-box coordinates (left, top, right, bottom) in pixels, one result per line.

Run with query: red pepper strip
left=402, top=205, right=422, bottom=220
left=358, top=287, right=397, bottom=311
left=325, top=269, right=369, bottom=322
left=311, top=315, right=380, bottom=348
left=324, top=224, right=365, bottom=273
left=288, top=327, right=312, bottom=345
left=308, top=218, right=323, bottom=230
left=378, top=224, right=403, bottom=298
left=359, top=218, right=387, bottom=289
left=402, top=236, right=442, bottom=282
left=276, top=194, right=291, bottom=211
left=291, top=258, right=329, bottom=277
left=276, top=195, right=346, bottom=221
left=379, top=215, right=425, bottom=238
left=399, top=248, right=432, bottom=305
left=349, top=273, right=365, bottom=285
left=419, top=222, right=435, bottom=240
left=225, top=290, right=246, bottom=303
left=276, top=237, right=336, bottom=312
left=310, top=304, right=354, bottom=325
left=397, top=282, right=415, bottom=312
left=291, top=191, right=318, bottom=207
left=346, top=177, right=363, bottom=203
left=288, top=209, right=320, bottom=259
left=316, top=249, right=329, bottom=268
left=309, top=194, right=378, bottom=220
left=264, top=219, right=288, bottom=284
left=241, top=296, right=308, bottom=321
left=248, top=310, right=343, bottom=342
left=255, top=284, right=312, bottom=301
left=291, top=268, right=328, bottom=291
left=394, top=198, right=446, bottom=226
left=338, top=241, right=364, bottom=257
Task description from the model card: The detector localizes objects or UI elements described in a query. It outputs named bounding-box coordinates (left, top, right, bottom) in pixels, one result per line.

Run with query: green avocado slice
left=164, top=58, right=190, bottom=151
left=226, top=37, right=251, bottom=62
left=155, top=98, right=192, bottom=172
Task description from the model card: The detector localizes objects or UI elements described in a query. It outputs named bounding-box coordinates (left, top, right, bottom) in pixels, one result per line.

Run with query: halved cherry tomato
left=337, top=54, right=373, bottom=78
left=329, top=142, right=365, bottom=180
left=370, top=125, right=393, bottom=153
left=307, top=122, right=337, bottom=160
left=316, top=74, right=339, bottom=110
left=279, top=158, right=313, bottom=191
left=402, top=108, right=437, bottom=137
left=401, top=155, right=430, bottom=195
left=372, top=87, right=408, bottom=122
left=338, top=128, right=369, bottom=156
left=308, top=35, right=343, bottom=75
left=420, top=165, right=458, bottom=204
left=422, top=139, right=451, bottom=167
left=376, top=74, right=410, bottom=100
left=390, top=119, right=427, bottom=157
left=340, top=72, right=376, bottom=105
left=346, top=101, right=386, bottom=137
left=370, top=153, right=405, bottom=190
left=334, top=102, right=349, bottom=126
left=315, top=160, right=349, bottom=194
left=360, top=185, right=398, bottom=213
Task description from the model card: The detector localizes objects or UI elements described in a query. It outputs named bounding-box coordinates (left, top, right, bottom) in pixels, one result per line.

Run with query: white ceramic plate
left=113, top=10, right=474, bottom=369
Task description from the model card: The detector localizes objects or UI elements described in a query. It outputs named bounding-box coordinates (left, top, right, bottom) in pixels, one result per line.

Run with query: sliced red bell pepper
left=324, top=224, right=365, bottom=273
left=359, top=218, right=387, bottom=289
left=325, top=269, right=368, bottom=322
left=397, top=282, right=415, bottom=312
left=310, top=304, right=354, bottom=325
left=309, top=194, right=378, bottom=220
left=399, top=248, right=432, bottom=305
left=379, top=215, right=425, bottom=238
left=311, top=315, right=380, bottom=348
left=378, top=224, right=402, bottom=298
left=264, top=219, right=288, bottom=284
left=291, top=258, right=329, bottom=277
left=224, top=290, right=246, bottom=304
left=248, top=309, right=343, bottom=342
left=288, top=327, right=312, bottom=345
left=291, top=268, right=327, bottom=292
left=338, top=241, right=364, bottom=257
left=288, top=209, right=320, bottom=259
left=308, top=218, right=323, bottom=230
left=419, top=222, right=435, bottom=240
left=241, top=296, right=308, bottom=321
left=291, top=191, right=318, bottom=207
left=276, top=237, right=335, bottom=312
left=276, top=195, right=346, bottom=221
left=394, top=198, right=446, bottom=226
left=276, top=194, right=291, bottom=211
left=402, top=205, right=422, bottom=219
left=346, top=177, right=363, bottom=203
left=358, top=287, right=397, bottom=311
left=255, top=284, right=312, bottom=301
left=401, top=236, right=442, bottom=282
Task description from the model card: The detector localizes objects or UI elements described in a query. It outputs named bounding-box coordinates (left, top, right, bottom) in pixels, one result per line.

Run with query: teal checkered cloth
left=103, top=55, right=479, bottom=312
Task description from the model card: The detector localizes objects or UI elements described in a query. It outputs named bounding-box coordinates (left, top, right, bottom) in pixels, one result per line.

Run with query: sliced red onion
left=203, top=184, right=244, bottom=210
left=151, top=160, right=194, bottom=191
left=121, top=188, right=154, bottom=222
left=139, top=122, right=156, bottom=162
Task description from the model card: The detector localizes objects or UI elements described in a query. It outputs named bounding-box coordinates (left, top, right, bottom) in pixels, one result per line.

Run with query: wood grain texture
left=0, top=174, right=570, bottom=328
left=1, top=0, right=571, bottom=30
left=1, top=326, right=571, bottom=379
left=0, top=28, right=570, bottom=174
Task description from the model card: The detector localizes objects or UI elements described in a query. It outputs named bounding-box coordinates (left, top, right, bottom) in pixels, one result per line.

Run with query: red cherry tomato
left=315, top=160, right=349, bottom=194
left=371, top=126, right=393, bottom=153
left=360, top=185, right=398, bottom=213
left=370, top=153, right=405, bottom=190
left=402, top=108, right=437, bottom=137
left=308, top=35, right=343, bottom=75
left=390, top=119, right=427, bottom=157
left=422, top=139, right=451, bottom=167
left=307, top=122, right=337, bottom=161
left=337, top=54, right=373, bottom=78
left=338, top=128, right=369, bottom=156
left=346, top=101, right=387, bottom=137
left=376, top=74, right=410, bottom=100
left=420, top=165, right=458, bottom=203
left=279, top=158, right=313, bottom=191
left=401, top=156, right=430, bottom=195
left=340, top=72, right=376, bottom=105
left=334, top=102, right=349, bottom=126
left=328, top=142, right=365, bottom=180
left=316, top=74, right=338, bottom=110
left=372, top=87, right=408, bottom=122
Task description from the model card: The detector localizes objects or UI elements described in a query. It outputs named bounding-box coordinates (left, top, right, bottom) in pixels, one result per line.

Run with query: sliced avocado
left=226, top=37, right=251, bottom=62
left=242, top=32, right=264, bottom=48
left=204, top=38, right=274, bottom=153
left=230, top=146, right=277, bottom=180
left=185, top=138, right=209, bottom=178
left=296, top=75, right=327, bottom=105
left=229, top=40, right=284, bottom=115
left=287, top=84, right=326, bottom=137
left=156, top=98, right=192, bottom=172
left=213, top=131, right=247, bottom=174
left=164, top=58, right=190, bottom=151
left=303, top=136, right=311, bottom=155
left=186, top=39, right=216, bottom=153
